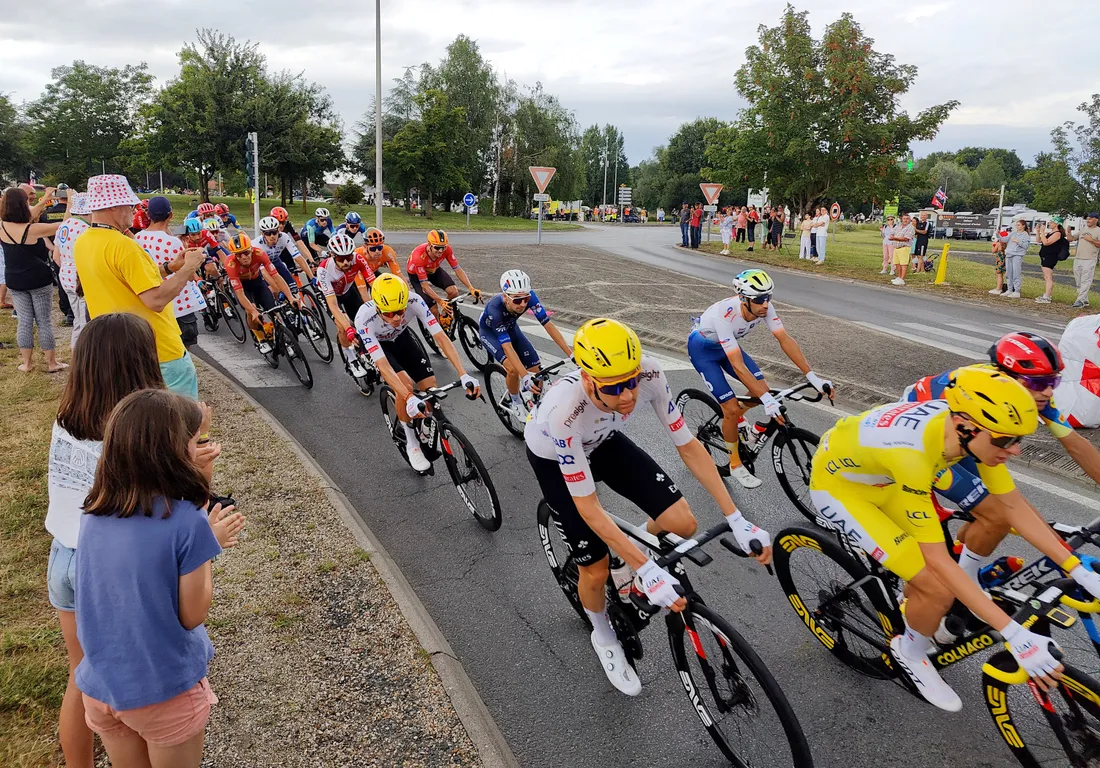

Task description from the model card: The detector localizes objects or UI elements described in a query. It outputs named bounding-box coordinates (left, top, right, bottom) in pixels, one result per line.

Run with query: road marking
left=898, top=322, right=994, bottom=349
left=995, top=321, right=1065, bottom=336
left=518, top=317, right=694, bottom=371
left=196, top=333, right=298, bottom=389
left=947, top=321, right=1015, bottom=339
left=1010, top=469, right=1100, bottom=508
left=854, top=322, right=983, bottom=360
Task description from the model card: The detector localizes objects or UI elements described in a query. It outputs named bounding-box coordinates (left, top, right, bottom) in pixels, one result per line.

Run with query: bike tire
left=773, top=526, right=900, bottom=680
left=202, top=307, right=219, bottom=332
left=675, top=388, right=731, bottom=475
left=218, top=288, right=247, bottom=343
left=419, top=317, right=441, bottom=355
left=379, top=386, right=411, bottom=466
left=982, top=651, right=1100, bottom=768
left=485, top=364, right=525, bottom=438
left=278, top=317, right=313, bottom=389
left=440, top=422, right=502, bottom=531
left=457, top=313, right=491, bottom=371
left=668, top=601, right=814, bottom=768
left=772, top=427, right=821, bottom=527
left=536, top=500, right=590, bottom=625
left=299, top=306, right=334, bottom=363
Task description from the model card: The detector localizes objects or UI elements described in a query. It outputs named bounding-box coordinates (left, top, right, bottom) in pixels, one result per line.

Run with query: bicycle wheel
left=278, top=317, right=313, bottom=388
left=669, top=602, right=814, bottom=767
left=675, top=389, right=730, bottom=475
left=485, top=364, right=525, bottom=438
left=440, top=422, right=502, bottom=531
left=217, top=288, right=247, bottom=343
left=536, top=500, right=589, bottom=624
left=419, top=317, right=441, bottom=355
left=457, top=313, right=491, bottom=371
left=983, top=652, right=1100, bottom=767
left=379, top=386, right=410, bottom=465
left=773, top=526, right=900, bottom=679
left=299, top=306, right=334, bottom=363
left=201, top=306, right=219, bottom=332
left=772, top=427, right=821, bottom=526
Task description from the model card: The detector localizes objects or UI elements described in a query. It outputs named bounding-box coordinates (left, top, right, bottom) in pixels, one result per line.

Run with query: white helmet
left=259, top=216, right=280, bottom=233
left=500, top=269, right=531, bottom=295
left=315, top=207, right=331, bottom=220
left=327, top=232, right=356, bottom=257
left=732, top=269, right=774, bottom=298
left=203, top=218, right=222, bottom=231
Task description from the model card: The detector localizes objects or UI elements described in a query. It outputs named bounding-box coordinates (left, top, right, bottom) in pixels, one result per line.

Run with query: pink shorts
left=83, top=677, right=218, bottom=748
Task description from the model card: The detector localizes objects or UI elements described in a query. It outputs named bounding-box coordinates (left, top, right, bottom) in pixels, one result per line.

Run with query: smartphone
left=55, top=189, right=69, bottom=200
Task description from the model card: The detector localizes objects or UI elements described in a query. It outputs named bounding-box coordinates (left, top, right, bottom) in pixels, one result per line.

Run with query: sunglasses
left=429, top=244, right=445, bottom=252
left=1013, top=373, right=1061, bottom=392
left=380, top=308, right=405, bottom=319
left=368, top=244, right=383, bottom=252
left=334, top=255, right=355, bottom=265
left=595, top=374, right=641, bottom=396
left=507, top=294, right=530, bottom=304
left=748, top=294, right=772, bottom=305
left=989, top=434, right=1024, bottom=449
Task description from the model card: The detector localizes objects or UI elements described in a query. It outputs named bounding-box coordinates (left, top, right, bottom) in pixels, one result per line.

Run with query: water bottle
left=978, top=556, right=1024, bottom=588
left=610, top=556, right=634, bottom=601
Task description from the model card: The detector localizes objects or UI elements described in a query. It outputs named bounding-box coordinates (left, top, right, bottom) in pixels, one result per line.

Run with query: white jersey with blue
left=697, top=297, right=784, bottom=352
left=352, top=293, right=439, bottom=364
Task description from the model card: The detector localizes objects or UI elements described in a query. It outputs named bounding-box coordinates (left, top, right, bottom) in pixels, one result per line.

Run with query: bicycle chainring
left=607, top=600, right=644, bottom=665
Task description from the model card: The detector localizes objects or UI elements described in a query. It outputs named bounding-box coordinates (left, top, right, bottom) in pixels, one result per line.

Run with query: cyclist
left=185, top=202, right=217, bottom=223
left=524, top=318, right=772, bottom=696
left=406, top=229, right=481, bottom=320
left=336, top=211, right=367, bottom=246
left=258, top=215, right=314, bottom=283
left=479, top=269, right=572, bottom=421
left=302, top=207, right=335, bottom=260
left=809, top=366, right=1100, bottom=712
left=687, top=268, right=831, bottom=488
left=902, top=332, right=1100, bottom=593
left=270, top=206, right=309, bottom=260
left=214, top=203, right=239, bottom=230
left=317, top=232, right=376, bottom=376
left=184, top=218, right=223, bottom=282
left=223, top=233, right=299, bottom=354
left=351, top=273, right=480, bottom=472
left=354, top=227, right=400, bottom=276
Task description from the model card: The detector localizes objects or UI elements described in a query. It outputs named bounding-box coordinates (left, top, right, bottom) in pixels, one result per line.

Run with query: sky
left=0, top=0, right=1094, bottom=171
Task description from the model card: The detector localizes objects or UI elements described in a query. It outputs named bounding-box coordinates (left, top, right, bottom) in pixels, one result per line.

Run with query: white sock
left=899, top=620, right=933, bottom=659
left=510, top=392, right=522, bottom=405
left=585, top=607, right=617, bottom=646
left=958, top=546, right=985, bottom=584
left=402, top=422, right=419, bottom=444
left=342, top=345, right=357, bottom=362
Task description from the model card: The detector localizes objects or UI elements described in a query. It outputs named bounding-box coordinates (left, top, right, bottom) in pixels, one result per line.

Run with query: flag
left=931, top=187, right=947, bottom=209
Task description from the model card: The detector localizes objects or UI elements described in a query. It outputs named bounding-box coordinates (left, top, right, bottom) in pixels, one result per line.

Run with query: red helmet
left=197, top=202, right=215, bottom=216
left=271, top=206, right=289, bottom=222
left=214, top=203, right=229, bottom=215
left=989, top=331, right=1063, bottom=377
left=137, top=199, right=149, bottom=211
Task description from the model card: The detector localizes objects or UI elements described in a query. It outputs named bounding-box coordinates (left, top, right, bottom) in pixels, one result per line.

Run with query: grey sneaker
left=1072, top=300, right=1089, bottom=308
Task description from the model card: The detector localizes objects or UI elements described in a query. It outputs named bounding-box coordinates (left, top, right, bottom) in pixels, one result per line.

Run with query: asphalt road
left=194, top=295, right=1100, bottom=768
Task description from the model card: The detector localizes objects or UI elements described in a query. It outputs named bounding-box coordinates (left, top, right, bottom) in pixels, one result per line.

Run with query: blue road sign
left=463, top=192, right=476, bottom=207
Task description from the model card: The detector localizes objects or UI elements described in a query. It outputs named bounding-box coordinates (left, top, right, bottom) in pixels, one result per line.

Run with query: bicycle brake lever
left=721, top=537, right=775, bottom=576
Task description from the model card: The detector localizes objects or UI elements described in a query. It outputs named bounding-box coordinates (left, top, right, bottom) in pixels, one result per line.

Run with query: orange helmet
left=366, top=227, right=385, bottom=246
left=228, top=233, right=252, bottom=253
left=427, top=229, right=448, bottom=247
left=270, top=206, right=289, bottom=222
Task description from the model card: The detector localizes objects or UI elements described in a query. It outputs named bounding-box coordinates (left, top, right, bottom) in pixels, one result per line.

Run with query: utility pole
left=612, top=134, right=619, bottom=221
left=373, top=0, right=384, bottom=228
left=601, top=134, right=609, bottom=216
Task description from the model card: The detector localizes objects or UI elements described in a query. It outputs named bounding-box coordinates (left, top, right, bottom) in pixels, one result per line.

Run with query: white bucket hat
left=69, top=192, right=90, bottom=216
left=85, top=174, right=141, bottom=211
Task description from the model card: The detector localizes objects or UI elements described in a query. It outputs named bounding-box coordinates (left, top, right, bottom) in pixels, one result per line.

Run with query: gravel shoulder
left=196, top=358, right=480, bottom=767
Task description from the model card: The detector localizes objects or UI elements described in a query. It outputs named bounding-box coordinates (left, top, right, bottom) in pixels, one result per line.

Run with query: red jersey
left=224, top=248, right=277, bottom=291
left=316, top=255, right=375, bottom=297
left=406, top=243, right=458, bottom=280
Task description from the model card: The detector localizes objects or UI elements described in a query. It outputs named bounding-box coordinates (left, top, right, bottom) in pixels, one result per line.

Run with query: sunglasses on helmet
left=1012, top=373, right=1061, bottom=392
left=595, top=373, right=641, bottom=396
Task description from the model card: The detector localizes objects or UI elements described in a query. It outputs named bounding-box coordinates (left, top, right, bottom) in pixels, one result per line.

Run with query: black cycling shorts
left=407, top=269, right=455, bottom=302
left=240, top=276, right=275, bottom=313
left=335, top=287, right=365, bottom=323
left=527, top=431, right=684, bottom=566
left=381, top=327, right=435, bottom=384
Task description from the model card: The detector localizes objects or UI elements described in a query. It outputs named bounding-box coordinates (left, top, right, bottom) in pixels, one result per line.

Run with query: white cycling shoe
left=730, top=465, right=762, bottom=489
left=405, top=442, right=431, bottom=473
left=591, top=631, right=641, bottom=696
left=889, top=636, right=962, bottom=712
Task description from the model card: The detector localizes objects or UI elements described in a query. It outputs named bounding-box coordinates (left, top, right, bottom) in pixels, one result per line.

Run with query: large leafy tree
left=0, top=94, right=30, bottom=184
left=705, top=6, right=957, bottom=215
left=1052, top=94, right=1100, bottom=212
left=1024, top=152, right=1080, bottom=213
left=578, top=124, right=628, bottom=207
left=384, top=89, right=467, bottom=218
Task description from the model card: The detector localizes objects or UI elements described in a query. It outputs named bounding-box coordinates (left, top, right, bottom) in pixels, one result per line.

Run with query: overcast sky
left=0, top=0, right=1094, bottom=170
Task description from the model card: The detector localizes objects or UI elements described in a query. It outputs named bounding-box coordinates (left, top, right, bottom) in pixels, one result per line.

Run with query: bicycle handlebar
left=735, top=380, right=834, bottom=408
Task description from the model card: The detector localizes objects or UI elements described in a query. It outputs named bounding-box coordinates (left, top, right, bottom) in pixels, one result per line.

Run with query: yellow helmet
left=944, top=365, right=1038, bottom=437
left=371, top=273, right=409, bottom=312
left=573, top=318, right=642, bottom=380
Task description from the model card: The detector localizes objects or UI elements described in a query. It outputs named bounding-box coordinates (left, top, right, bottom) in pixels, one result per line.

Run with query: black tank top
left=1, top=222, right=54, bottom=291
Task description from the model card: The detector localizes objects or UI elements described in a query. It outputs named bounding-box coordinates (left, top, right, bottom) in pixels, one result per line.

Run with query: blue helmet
left=184, top=218, right=203, bottom=235
left=345, top=211, right=362, bottom=226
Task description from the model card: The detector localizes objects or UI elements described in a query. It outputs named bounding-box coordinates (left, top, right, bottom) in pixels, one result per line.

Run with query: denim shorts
left=47, top=538, right=77, bottom=612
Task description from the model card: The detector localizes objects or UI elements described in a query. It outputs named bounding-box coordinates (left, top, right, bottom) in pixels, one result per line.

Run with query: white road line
left=196, top=334, right=298, bottom=389
left=854, top=322, right=984, bottom=360
left=1010, top=469, right=1100, bottom=508
left=995, top=321, right=1066, bottom=336
left=518, top=317, right=695, bottom=371
left=948, top=321, right=1016, bottom=338
left=898, top=322, right=992, bottom=349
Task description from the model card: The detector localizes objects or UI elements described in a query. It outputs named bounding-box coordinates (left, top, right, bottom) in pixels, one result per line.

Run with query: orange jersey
left=224, top=248, right=276, bottom=291
left=355, top=244, right=400, bottom=276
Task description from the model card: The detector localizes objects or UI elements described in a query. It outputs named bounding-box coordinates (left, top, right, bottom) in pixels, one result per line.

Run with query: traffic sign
left=463, top=192, right=476, bottom=207
left=703, top=204, right=718, bottom=212
left=829, top=202, right=841, bottom=221
left=529, top=166, right=556, bottom=194
left=617, top=186, right=632, bottom=202
left=533, top=193, right=550, bottom=202
left=699, top=183, right=723, bottom=205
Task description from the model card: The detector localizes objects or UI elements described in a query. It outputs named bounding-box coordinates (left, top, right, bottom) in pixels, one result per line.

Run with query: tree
left=955, top=147, right=1025, bottom=180
left=384, top=89, right=467, bottom=218
left=704, top=6, right=957, bottom=216
left=1053, top=93, right=1100, bottom=212
left=968, top=188, right=1001, bottom=213
left=971, top=153, right=1006, bottom=190
left=0, top=94, right=29, bottom=184
left=1024, top=152, right=1079, bottom=212
left=579, top=124, right=628, bottom=206
left=928, top=160, right=971, bottom=198
left=24, top=61, right=154, bottom=185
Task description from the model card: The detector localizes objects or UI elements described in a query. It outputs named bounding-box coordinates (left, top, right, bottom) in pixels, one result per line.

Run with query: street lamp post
left=601, top=135, right=608, bottom=218
left=374, top=0, right=384, bottom=229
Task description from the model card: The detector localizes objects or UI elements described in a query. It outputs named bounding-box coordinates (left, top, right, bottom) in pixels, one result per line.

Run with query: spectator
left=0, top=187, right=67, bottom=372
left=798, top=209, right=814, bottom=259
left=76, top=389, right=241, bottom=768
left=718, top=206, right=735, bottom=255
left=997, top=220, right=1031, bottom=299
left=134, top=197, right=207, bottom=348
left=811, top=206, right=829, bottom=264
left=890, top=213, right=916, bottom=285
left=689, top=202, right=703, bottom=249
left=770, top=205, right=785, bottom=250
left=746, top=205, right=759, bottom=251
left=2, top=184, right=57, bottom=313
left=74, top=175, right=205, bottom=399
left=989, top=233, right=1008, bottom=295
left=913, top=212, right=931, bottom=273
left=1034, top=219, right=1066, bottom=304
left=54, top=193, right=91, bottom=348
left=25, top=184, right=77, bottom=324
left=1066, top=212, right=1099, bottom=308
left=656, top=207, right=665, bottom=223
left=880, top=215, right=897, bottom=275
left=678, top=202, right=689, bottom=247
left=47, top=312, right=168, bottom=767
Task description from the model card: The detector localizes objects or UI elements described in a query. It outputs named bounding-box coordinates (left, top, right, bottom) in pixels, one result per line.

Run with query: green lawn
left=141, top=194, right=584, bottom=233
left=700, top=224, right=1095, bottom=318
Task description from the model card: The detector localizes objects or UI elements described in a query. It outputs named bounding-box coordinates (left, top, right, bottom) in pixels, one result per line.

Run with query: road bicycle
left=199, top=274, right=247, bottom=343
left=676, top=381, right=829, bottom=523
left=252, top=301, right=313, bottom=388
left=772, top=523, right=1100, bottom=767
left=345, top=331, right=385, bottom=397
left=483, top=358, right=572, bottom=438
left=379, top=379, right=502, bottom=531
left=537, top=501, right=814, bottom=766
left=282, top=271, right=334, bottom=364
left=418, top=293, right=492, bottom=372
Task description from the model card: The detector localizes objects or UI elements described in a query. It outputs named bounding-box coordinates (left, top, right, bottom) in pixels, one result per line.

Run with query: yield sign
left=529, top=166, right=556, bottom=194
left=699, top=183, right=723, bottom=205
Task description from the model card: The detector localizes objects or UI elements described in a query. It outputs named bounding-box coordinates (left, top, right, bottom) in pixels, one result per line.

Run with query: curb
left=194, top=358, right=519, bottom=768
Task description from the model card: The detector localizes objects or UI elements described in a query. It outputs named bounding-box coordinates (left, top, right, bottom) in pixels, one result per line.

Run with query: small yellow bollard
left=934, top=243, right=950, bottom=285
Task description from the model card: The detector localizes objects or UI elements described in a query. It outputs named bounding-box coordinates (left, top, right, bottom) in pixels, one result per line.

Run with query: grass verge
left=0, top=312, right=67, bottom=768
